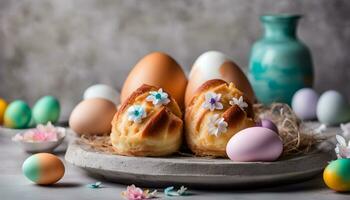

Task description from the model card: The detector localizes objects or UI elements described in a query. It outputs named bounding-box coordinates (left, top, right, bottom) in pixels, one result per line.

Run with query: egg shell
left=83, top=84, right=120, bottom=105
left=22, top=153, right=65, bottom=185
left=316, top=90, right=350, bottom=125
left=185, top=51, right=255, bottom=106
left=260, top=119, right=279, bottom=134
left=121, top=52, right=187, bottom=108
left=69, top=98, right=117, bottom=135
left=0, top=98, right=8, bottom=124
left=323, top=159, right=350, bottom=192
left=4, top=100, right=31, bottom=129
left=32, top=96, right=60, bottom=124
left=292, top=88, right=319, bottom=120
left=226, top=127, right=283, bottom=162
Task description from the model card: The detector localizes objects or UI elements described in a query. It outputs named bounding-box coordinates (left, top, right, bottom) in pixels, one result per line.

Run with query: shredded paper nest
left=80, top=103, right=321, bottom=158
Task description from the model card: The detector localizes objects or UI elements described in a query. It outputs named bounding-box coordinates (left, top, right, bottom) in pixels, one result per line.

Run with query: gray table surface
left=1, top=126, right=349, bottom=200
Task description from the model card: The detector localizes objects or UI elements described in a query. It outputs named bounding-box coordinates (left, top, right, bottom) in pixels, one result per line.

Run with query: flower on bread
left=208, top=114, right=228, bottom=137
left=127, top=105, right=147, bottom=123
left=229, top=96, right=248, bottom=111
left=201, top=92, right=223, bottom=111
left=146, top=88, right=170, bottom=106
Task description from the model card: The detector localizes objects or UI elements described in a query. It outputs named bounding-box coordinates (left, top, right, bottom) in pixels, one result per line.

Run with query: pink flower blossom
left=122, top=185, right=157, bottom=200
left=12, top=122, right=61, bottom=142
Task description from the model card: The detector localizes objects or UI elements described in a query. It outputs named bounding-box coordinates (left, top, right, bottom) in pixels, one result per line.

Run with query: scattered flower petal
left=122, top=185, right=157, bottom=200
left=146, top=88, right=170, bottom=106
left=127, top=105, right=147, bottom=123
left=229, top=96, right=248, bottom=111
left=164, top=186, right=188, bottom=196
left=201, top=92, right=223, bottom=111
left=177, top=186, right=187, bottom=195
left=87, top=181, right=102, bottom=189
left=208, top=114, right=228, bottom=137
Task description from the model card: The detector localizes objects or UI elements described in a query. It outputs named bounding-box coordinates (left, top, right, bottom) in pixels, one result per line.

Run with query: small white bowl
left=13, top=127, right=66, bottom=153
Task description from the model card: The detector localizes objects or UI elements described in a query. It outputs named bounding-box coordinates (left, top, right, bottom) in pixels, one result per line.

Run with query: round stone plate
left=65, top=140, right=334, bottom=188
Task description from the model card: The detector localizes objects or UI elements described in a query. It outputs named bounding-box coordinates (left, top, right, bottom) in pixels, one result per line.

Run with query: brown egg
left=121, top=52, right=187, bottom=108
left=185, top=51, right=256, bottom=106
left=69, top=98, right=117, bottom=135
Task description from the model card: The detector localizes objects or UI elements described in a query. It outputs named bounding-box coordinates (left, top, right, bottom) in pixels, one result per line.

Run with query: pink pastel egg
left=226, top=127, right=283, bottom=162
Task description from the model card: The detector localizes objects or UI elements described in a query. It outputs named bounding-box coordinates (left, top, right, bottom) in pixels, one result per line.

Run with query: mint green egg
left=22, top=155, right=40, bottom=183
left=32, top=96, right=60, bottom=124
left=27, top=116, right=36, bottom=128
left=4, top=100, right=31, bottom=129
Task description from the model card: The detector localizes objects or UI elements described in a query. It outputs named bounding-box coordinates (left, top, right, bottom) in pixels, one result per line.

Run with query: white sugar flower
left=229, top=96, right=248, bottom=110
left=146, top=88, right=170, bottom=106
left=340, top=123, right=350, bottom=139
left=334, top=123, right=350, bottom=159
left=335, top=134, right=350, bottom=159
left=127, top=105, right=147, bottom=123
left=201, top=92, right=223, bottom=111
left=208, top=114, right=228, bottom=137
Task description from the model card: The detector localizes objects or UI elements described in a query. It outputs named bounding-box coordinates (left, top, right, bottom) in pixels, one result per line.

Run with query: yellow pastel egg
left=323, top=159, right=350, bottom=192
left=0, top=98, right=8, bottom=124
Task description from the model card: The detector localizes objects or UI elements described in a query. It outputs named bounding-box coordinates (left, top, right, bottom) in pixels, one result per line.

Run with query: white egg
left=291, top=88, right=319, bottom=120
left=185, top=51, right=255, bottom=106
left=83, top=84, right=120, bottom=105
left=316, top=90, right=350, bottom=125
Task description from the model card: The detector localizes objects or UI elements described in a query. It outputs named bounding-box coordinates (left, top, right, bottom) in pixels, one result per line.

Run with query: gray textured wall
left=0, top=0, right=349, bottom=119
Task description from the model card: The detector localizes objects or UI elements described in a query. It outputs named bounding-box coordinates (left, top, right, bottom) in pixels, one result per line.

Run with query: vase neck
left=261, top=15, right=301, bottom=40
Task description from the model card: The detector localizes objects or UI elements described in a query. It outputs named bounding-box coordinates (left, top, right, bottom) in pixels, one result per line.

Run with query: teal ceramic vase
left=248, top=14, right=313, bottom=105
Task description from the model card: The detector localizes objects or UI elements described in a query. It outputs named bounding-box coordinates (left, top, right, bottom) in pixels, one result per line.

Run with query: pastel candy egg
left=22, top=153, right=65, bottom=185
left=32, top=96, right=60, bottom=124
left=226, top=127, right=283, bottom=162
left=260, top=119, right=278, bottom=134
left=4, top=100, right=31, bottom=129
left=292, top=88, right=319, bottom=120
left=0, top=98, right=8, bottom=124
left=83, top=84, right=120, bottom=105
left=316, top=90, right=350, bottom=125
left=323, top=159, right=350, bottom=192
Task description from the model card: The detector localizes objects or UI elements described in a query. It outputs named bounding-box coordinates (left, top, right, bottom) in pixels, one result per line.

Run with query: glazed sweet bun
left=185, top=79, right=255, bottom=157
left=111, top=84, right=183, bottom=157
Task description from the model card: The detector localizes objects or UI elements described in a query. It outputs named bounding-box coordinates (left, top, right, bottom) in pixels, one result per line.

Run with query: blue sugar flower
left=146, top=88, right=170, bottom=106
left=127, top=105, right=147, bottom=123
left=87, top=181, right=102, bottom=189
left=164, top=186, right=188, bottom=196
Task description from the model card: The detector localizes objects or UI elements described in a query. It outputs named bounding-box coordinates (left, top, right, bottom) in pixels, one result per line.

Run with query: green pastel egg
left=32, top=96, right=60, bottom=124
left=4, top=100, right=31, bottom=129
left=323, top=159, right=350, bottom=192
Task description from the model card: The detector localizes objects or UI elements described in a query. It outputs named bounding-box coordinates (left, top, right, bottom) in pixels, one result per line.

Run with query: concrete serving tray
left=65, top=140, right=334, bottom=188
